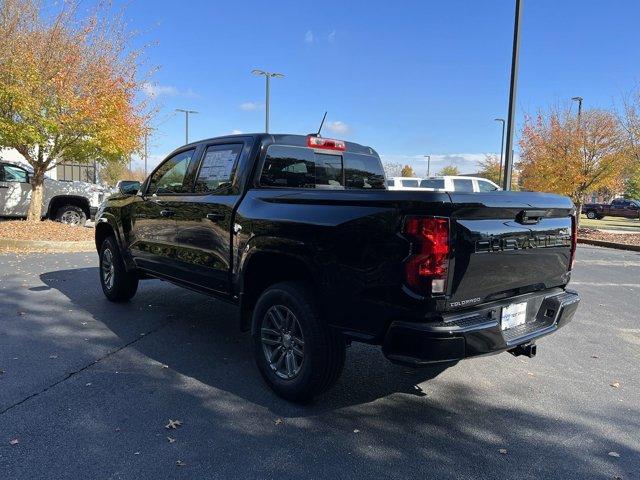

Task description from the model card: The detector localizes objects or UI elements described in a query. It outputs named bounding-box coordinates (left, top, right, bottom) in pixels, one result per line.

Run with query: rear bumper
left=382, top=288, right=580, bottom=366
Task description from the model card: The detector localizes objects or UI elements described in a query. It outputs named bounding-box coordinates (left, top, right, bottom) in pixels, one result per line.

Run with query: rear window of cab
left=259, top=145, right=385, bottom=190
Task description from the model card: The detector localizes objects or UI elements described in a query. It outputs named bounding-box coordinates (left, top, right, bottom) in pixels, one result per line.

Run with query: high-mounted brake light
left=402, top=216, right=450, bottom=295
left=569, top=214, right=577, bottom=270
left=307, top=136, right=346, bottom=151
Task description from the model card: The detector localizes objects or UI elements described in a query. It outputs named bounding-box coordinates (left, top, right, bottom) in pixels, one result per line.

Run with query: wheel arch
left=239, top=249, right=321, bottom=334
left=47, top=195, right=91, bottom=220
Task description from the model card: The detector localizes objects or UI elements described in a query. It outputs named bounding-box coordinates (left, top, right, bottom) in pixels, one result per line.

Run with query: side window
left=387, top=179, right=395, bottom=187
left=260, top=146, right=316, bottom=188
left=420, top=179, right=445, bottom=189
left=147, top=149, right=195, bottom=195
left=477, top=180, right=497, bottom=192
left=612, top=199, right=624, bottom=207
left=453, top=179, right=474, bottom=192
left=401, top=179, right=420, bottom=187
left=195, top=144, right=243, bottom=194
left=2, top=165, right=29, bottom=183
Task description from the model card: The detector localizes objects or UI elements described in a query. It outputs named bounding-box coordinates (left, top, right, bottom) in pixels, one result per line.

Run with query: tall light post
left=424, top=155, right=431, bottom=176
left=571, top=96, right=583, bottom=126
left=175, top=109, right=198, bottom=144
left=494, top=118, right=506, bottom=185
left=252, top=69, right=285, bottom=133
left=502, top=0, right=523, bottom=191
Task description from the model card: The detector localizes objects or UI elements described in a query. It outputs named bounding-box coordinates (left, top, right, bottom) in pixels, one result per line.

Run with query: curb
left=577, top=237, right=640, bottom=252
left=0, top=237, right=94, bottom=252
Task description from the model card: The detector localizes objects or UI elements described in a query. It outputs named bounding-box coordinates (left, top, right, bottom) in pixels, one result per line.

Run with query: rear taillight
left=402, top=216, right=450, bottom=295
left=569, top=214, right=577, bottom=270
left=307, top=136, right=346, bottom=151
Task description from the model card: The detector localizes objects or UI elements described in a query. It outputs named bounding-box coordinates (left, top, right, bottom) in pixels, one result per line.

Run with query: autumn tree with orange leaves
left=519, top=107, right=627, bottom=225
left=0, top=0, right=151, bottom=221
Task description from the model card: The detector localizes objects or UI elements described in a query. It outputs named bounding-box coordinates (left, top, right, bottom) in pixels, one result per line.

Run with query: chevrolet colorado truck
left=0, top=161, right=105, bottom=225
left=582, top=198, right=640, bottom=220
left=95, top=133, right=580, bottom=402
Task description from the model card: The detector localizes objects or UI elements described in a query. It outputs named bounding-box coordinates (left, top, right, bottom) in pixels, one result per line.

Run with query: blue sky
left=119, top=0, right=640, bottom=175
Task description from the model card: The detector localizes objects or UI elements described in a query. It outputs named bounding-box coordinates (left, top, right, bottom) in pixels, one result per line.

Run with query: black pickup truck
left=95, top=133, right=580, bottom=402
left=582, top=198, right=640, bottom=220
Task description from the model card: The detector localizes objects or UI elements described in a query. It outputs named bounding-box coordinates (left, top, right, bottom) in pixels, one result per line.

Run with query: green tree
left=438, top=165, right=460, bottom=176
left=400, top=164, right=415, bottom=177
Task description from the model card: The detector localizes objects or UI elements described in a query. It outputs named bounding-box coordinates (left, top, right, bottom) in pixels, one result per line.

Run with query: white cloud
left=304, top=30, right=315, bottom=43
left=325, top=120, right=351, bottom=135
left=142, top=83, right=199, bottom=99
left=239, top=101, right=262, bottom=111
left=328, top=30, right=336, bottom=43
left=231, top=129, right=243, bottom=135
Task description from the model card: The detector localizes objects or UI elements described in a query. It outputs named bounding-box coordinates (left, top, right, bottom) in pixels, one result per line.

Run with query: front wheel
left=99, top=236, right=138, bottom=302
left=585, top=210, right=598, bottom=220
left=252, top=281, right=345, bottom=403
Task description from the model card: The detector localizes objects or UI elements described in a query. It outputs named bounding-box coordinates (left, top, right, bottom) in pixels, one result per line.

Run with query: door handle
left=206, top=213, right=225, bottom=222
left=0, top=185, right=8, bottom=189
left=160, top=209, right=175, bottom=217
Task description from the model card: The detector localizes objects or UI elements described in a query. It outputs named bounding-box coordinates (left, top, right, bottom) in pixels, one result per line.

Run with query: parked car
left=582, top=198, right=640, bottom=220
left=95, top=133, right=580, bottom=402
left=386, top=176, right=423, bottom=190
left=0, top=161, right=105, bottom=225
left=420, top=176, right=501, bottom=192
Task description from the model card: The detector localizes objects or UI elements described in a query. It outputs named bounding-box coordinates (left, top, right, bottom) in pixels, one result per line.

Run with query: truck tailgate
left=445, top=192, right=574, bottom=310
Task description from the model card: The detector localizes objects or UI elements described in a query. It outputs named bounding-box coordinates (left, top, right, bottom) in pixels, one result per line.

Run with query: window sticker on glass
left=200, top=149, right=237, bottom=181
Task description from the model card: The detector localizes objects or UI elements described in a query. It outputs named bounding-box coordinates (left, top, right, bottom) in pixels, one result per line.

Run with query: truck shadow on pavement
left=0, top=262, right=630, bottom=479
left=38, top=267, right=448, bottom=412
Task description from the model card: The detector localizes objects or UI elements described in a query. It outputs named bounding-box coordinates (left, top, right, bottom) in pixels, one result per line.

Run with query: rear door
left=445, top=191, right=574, bottom=310
left=172, top=138, right=253, bottom=293
left=0, top=164, right=31, bottom=217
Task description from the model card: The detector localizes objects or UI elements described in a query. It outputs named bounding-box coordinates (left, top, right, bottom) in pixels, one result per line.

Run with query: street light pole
left=502, top=0, right=523, bottom=191
left=175, top=109, right=199, bottom=144
left=494, top=118, right=506, bottom=185
left=571, top=96, right=583, bottom=127
left=252, top=69, right=285, bottom=133
left=424, top=155, right=431, bottom=176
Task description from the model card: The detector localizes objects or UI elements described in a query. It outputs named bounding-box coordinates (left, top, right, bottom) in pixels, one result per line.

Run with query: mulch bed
left=0, top=220, right=94, bottom=242
left=578, top=227, right=640, bottom=247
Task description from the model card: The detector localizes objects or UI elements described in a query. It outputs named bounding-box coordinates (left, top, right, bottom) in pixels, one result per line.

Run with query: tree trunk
left=26, top=169, right=45, bottom=222
left=575, top=199, right=582, bottom=229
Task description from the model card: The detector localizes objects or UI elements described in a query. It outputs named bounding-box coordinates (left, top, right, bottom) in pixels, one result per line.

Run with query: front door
left=172, top=141, right=249, bottom=293
left=0, top=164, right=31, bottom=217
left=129, top=148, right=198, bottom=276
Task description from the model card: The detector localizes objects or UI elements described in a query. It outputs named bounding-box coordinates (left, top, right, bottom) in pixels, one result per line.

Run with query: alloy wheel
left=102, top=248, right=115, bottom=290
left=261, top=305, right=305, bottom=379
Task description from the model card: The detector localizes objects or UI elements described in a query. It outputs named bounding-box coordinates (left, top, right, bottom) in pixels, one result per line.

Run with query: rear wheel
left=586, top=210, right=598, bottom=220
left=55, top=205, right=87, bottom=226
left=252, top=281, right=345, bottom=403
left=99, top=236, right=138, bottom=302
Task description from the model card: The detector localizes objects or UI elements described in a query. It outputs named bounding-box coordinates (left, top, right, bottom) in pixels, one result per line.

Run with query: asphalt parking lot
left=0, top=245, right=638, bottom=480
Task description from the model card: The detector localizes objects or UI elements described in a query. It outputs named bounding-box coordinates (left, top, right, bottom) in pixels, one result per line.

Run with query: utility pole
left=252, top=69, right=285, bottom=133
left=424, top=155, right=431, bottom=176
left=494, top=118, right=506, bottom=185
left=502, top=0, right=523, bottom=191
left=175, top=109, right=198, bottom=144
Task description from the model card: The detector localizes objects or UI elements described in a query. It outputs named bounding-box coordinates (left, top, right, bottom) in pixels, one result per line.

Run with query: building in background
left=0, top=147, right=99, bottom=184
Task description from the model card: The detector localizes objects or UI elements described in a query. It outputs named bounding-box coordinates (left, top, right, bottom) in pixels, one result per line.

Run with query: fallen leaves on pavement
left=165, top=419, right=183, bottom=429
left=167, top=436, right=176, bottom=443
left=0, top=220, right=94, bottom=242
left=608, top=451, right=621, bottom=458
left=610, top=381, right=620, bottom=388
left=9, top=439, right=19, bottom=445
left=499, top=448, right=508, bottom=454
left=176, top=460, right=186, bottom=467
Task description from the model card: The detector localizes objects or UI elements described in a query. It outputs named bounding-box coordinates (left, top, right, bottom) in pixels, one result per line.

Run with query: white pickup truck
left=0, top=161, right=105, bottom=226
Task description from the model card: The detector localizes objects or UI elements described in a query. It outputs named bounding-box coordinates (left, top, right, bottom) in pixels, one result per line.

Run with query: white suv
left=0, top=162, right=105, bottom=226
left=419, top=176, right=501, bottom=192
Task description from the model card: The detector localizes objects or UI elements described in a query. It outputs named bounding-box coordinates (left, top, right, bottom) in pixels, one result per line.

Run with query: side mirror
left=119, top=180, right=141, bottom=195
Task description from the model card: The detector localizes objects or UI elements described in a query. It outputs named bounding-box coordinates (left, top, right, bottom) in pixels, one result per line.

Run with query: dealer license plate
left=501, top=302, right=528, bottom=330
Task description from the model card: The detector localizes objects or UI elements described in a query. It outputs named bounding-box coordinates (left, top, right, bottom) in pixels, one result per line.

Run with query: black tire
left=252, top=281, right=346, bottom=403
left=99, top=236, right=138, bottom=302
left=586, top=210, right=597, bottom=220
left=55, top=205, right=87, bottom=226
